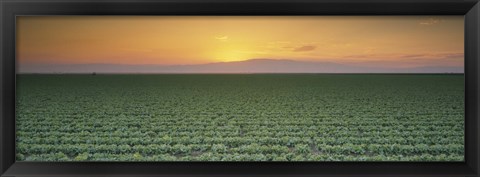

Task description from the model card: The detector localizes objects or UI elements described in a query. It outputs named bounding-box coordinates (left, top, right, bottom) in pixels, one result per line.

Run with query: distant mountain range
left=19, top=59, right=464, bottom=74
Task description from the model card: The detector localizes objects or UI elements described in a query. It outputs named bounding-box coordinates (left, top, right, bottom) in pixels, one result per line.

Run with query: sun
left=213, top=50, right=251, bottom=63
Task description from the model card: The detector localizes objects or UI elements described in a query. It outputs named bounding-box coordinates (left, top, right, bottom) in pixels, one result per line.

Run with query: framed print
left=1, top=0, right=479, bottom=176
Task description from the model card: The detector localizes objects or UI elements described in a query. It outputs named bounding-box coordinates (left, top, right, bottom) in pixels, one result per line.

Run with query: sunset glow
left=17, top=16, right=464, bottom=72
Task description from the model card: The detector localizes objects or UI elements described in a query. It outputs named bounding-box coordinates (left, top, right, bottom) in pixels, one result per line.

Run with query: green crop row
left=16, top=74, right=465, bottom=161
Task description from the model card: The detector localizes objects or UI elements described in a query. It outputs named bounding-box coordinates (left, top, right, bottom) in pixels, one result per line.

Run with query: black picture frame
left=1, top=0, right=479, bottom=176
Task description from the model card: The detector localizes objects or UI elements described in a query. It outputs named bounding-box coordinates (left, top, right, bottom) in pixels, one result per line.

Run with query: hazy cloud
left=419, top=18, right=444, bottom=25
left=398, top=52, right=463, bottom=59
left=343, top=52, right=463, bottom=60
left=293, top=45, right=316, bottom=52
left=215, top=35, right=228, bottom=41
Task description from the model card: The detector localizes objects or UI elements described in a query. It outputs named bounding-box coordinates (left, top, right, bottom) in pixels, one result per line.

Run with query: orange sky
left=17, top=16, right=464, bottom=68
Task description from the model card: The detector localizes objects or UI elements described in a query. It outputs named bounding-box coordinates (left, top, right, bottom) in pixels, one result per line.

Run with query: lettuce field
left=16, top=74, right=464, bottom=161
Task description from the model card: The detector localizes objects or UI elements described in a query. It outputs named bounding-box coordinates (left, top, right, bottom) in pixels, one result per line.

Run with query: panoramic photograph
left=16, top=16, right=464, bottom=161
